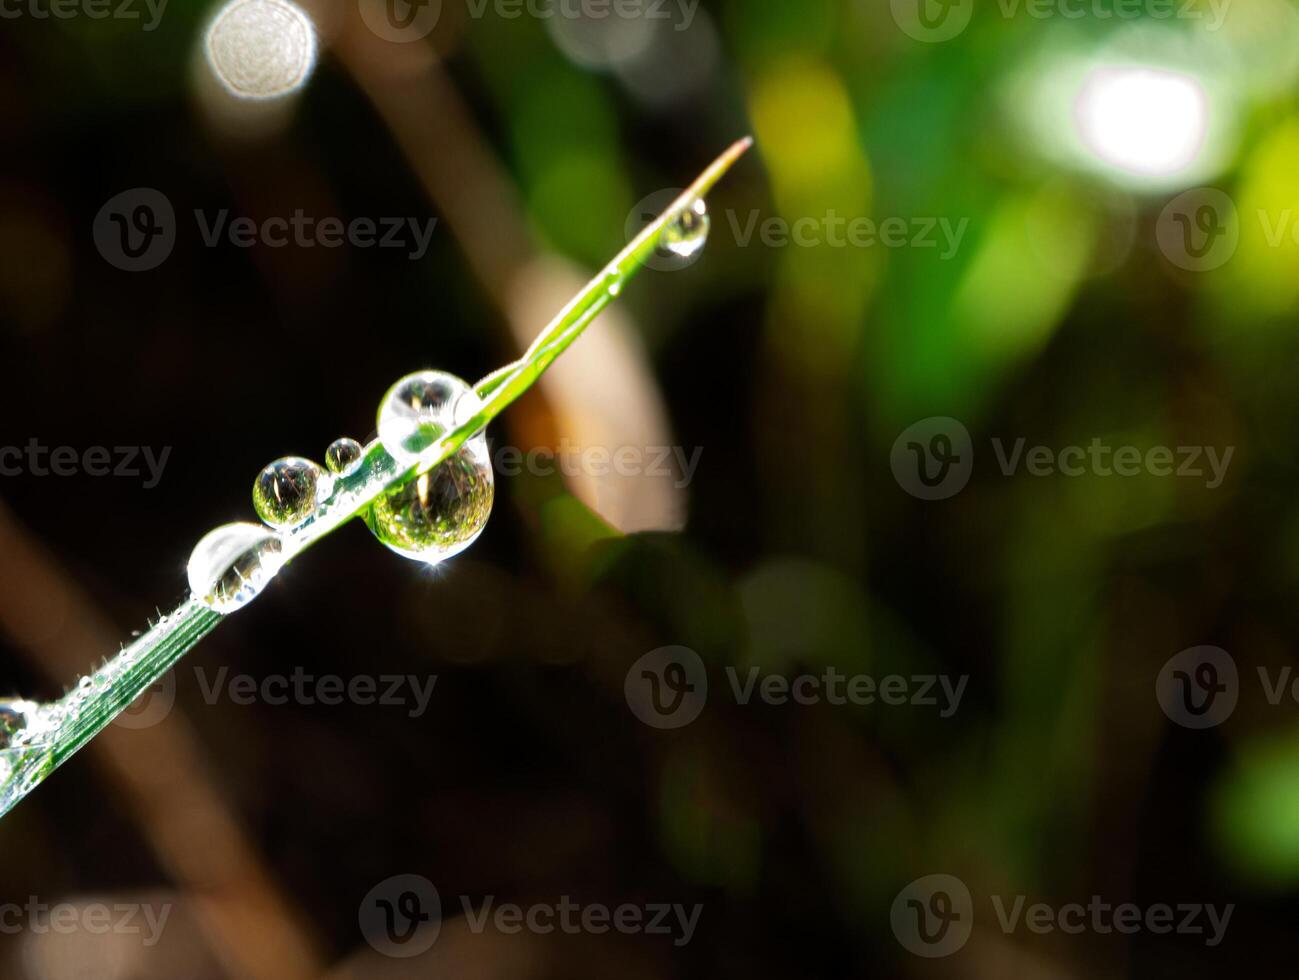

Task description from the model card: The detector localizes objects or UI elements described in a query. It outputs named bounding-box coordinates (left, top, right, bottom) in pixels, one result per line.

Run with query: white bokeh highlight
left=205, top=0, right=317, bottom=100
left=1075, top=66, right=1208, bottom=178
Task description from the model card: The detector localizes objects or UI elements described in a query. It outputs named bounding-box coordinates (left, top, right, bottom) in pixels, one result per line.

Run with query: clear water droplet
left=662, top=198, right=709, bottom=259
left=253, top=457, right=329, bottom=529
left=326, top=437, right=364, bottom=476
left=188, top=523, right=285, bottom=614
left=0, top=697, right=53, bottom=817
left=377, top=370, right=482, bottom=466
left=0, top=700, right=30, bottom=750
left=365, top=436, right=494, bottom=565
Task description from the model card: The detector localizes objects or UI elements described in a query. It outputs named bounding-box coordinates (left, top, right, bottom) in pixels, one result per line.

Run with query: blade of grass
left=0, top=138, right=752, bottom=820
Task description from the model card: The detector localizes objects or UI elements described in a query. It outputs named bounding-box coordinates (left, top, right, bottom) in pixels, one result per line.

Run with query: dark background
left=2, top=0, right=1298, bottom=976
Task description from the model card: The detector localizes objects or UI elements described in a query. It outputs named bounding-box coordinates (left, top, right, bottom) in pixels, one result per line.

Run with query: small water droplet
left=608, top=281, right=622, bottom=297
left=377, top=370, right=482, bottom=466
left=365, top=436, right=494, bottom=565
left=662, top=198, right=709, bottom=259
left=325, top=437, right=364, bottom=476
left=0, top=700, right=30, bottom=750
left=253, top=457, right=329, bottom=529
left=188, top=523, right=285, bottom=614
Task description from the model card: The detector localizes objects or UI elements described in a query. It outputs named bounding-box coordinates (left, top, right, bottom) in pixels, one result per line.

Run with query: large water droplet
left=662, top=198, right=709, bottom=259
left=377, top=370, right=482, bottom=466
left=253, top=456, right=329, bottom=529
left=326, top=437, right=364, bottom=476
left=365, top=437, right=494, bottom=565
left=188, top=523, right=285, bottom=613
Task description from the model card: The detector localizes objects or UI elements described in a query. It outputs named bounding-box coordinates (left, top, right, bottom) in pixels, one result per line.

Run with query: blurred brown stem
left=0, top=501, right=324, bottom=980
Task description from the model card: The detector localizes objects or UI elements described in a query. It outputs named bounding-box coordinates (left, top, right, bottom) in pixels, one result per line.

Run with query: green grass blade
left=0, top=138, right=752, bottom=820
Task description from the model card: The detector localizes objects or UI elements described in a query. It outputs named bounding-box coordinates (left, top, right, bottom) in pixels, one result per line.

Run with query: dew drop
left=377, top=370, right=483, bottom=466
left=325, top=437, right=364, bottom=476
left=0, top=700, right=30, bottom=750
left=187, top=523, right=285, bottom=614
left=365, top=436, right=494, bottom=565
left=662, top=198, right=709, bottom=259
left=253, top=456, right=329, bottom=529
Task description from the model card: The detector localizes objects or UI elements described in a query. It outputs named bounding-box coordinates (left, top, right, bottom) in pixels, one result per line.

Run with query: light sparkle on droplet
left=377, top=370, right=483, bottom=467
left=661, top=198, right=710, bottom=259
left=187, top=523, right=285, bottom=614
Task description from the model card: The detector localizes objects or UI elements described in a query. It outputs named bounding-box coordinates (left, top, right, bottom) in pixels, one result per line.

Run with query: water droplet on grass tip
left=188, top=523, right=285, bottom=613
left=662, top=198, right=709, bottom=259
left=326, top=437, right=364, bottom=476
left=365, top=437, right=494, bottom=565
left=253, top=457, right=329, bottom=529
left=377, top=370, right=482, bottom=466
